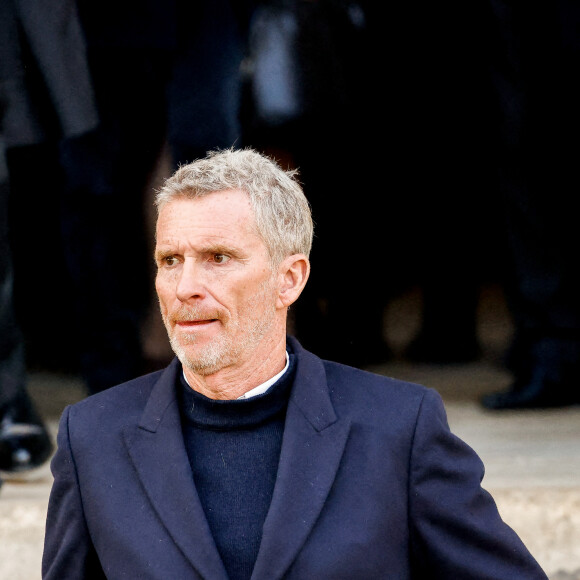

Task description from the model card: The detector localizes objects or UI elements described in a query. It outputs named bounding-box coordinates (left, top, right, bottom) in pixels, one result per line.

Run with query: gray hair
left=155, top=148, right=313, bottom=265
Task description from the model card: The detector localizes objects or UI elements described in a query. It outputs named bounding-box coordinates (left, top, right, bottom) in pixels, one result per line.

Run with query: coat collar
left=123, top=337, right=351, bottom=580
left=252, top=337, right=351, bottom=580
left=123, top=358, right=229, bottom=579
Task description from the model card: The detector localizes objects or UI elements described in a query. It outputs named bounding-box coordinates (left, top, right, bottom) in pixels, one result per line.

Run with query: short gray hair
left=155, top=148, right=313, bottom=265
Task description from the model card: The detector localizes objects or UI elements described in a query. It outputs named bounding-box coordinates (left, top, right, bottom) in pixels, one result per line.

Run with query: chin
left=172, top=336, right=233, bottom=375
left=182, top=352, right=232, bottom=376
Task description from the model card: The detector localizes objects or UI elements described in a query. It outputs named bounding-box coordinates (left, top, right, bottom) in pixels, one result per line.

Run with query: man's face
left=155, top=190, right=280, bottom=376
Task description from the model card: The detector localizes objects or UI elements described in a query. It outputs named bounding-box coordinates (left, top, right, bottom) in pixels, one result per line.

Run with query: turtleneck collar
left=179, top=352, right=296, bottom=430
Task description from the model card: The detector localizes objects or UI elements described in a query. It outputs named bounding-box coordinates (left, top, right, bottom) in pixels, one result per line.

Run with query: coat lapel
left=122, top=360, right=228, bottom=580
left=251, top=340, right=351, bottom=580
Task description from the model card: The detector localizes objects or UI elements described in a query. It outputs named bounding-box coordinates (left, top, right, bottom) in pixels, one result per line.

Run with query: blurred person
left=481, top=1, right=580, bottom=409
left=241, top=0, right=393, bottom=367
left=241, top=1, right=503, bottom=368
left=58, top=0, right=256, bottom=394
left=0, top=145, right=53, bottom=479
left=400, top=0, right=503, bottom=365
left=43, top=148, right=547, bottom=579
left=0, top=0, right=98, bottom=480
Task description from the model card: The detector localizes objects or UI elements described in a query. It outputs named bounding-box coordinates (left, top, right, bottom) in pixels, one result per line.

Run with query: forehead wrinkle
left=155, top=230, right=259, bottom=264
left=155, top=193, right=266, bottom=259
left=157, top=220, right=262, bottom=250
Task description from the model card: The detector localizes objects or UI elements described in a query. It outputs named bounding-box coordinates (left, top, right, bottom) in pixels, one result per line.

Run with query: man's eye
left=163, top=256, right=179, bottom=267
left=213, top=254, right=230, bottom=264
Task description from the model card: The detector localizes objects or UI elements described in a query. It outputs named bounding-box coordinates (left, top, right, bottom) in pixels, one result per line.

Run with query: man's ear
left=276, top=254, right=310, bottom=309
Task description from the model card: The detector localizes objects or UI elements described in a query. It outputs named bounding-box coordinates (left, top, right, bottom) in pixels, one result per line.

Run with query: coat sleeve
left=42, top=406, right=106, bottom=580
left=408, top=388, right=548, bottom=579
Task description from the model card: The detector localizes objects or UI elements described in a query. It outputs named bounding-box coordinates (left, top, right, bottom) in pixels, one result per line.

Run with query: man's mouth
left=169, top=306, right=222, bottom=330
left=175, top=319, right=217, bottom=327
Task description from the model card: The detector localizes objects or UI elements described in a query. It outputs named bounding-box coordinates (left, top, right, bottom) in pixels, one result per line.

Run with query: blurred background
left=3, top=0, right=580, bottom=406
left=1, top=1, right=580, bottom=577
left=0, top=0, right=580, bottom=398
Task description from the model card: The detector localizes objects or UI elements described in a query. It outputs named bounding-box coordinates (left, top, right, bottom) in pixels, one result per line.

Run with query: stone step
left=2, top=469, right=579, bottom=579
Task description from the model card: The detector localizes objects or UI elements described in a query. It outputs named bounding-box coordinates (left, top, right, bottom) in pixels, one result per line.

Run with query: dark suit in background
left=482, top=0, right=580, bottom=409
left=0, top=0, right=97, bottom=474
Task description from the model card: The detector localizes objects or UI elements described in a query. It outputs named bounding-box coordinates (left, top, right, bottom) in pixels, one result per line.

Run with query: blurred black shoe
left=481, top=372, right=580, bottom=410
left=484, top=336, right=580, bottom=410
left=0, top=393, right=54, bottom=473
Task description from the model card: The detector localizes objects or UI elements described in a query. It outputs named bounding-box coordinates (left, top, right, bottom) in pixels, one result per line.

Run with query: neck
left=183, top=334, right=288, bottom=400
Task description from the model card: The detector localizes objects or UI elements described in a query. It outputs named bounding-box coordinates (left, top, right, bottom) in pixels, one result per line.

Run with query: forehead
left=155, top=190, right=260, bottom=246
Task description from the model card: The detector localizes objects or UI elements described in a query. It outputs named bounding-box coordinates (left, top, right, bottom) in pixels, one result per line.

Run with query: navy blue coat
left=43, top=337, right=547, bottom=579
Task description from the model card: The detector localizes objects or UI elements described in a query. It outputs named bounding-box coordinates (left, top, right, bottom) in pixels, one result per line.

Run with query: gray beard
left=162, top=282, right=277, bottom=376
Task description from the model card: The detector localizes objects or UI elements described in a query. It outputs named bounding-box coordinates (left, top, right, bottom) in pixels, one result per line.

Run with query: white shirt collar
left=181, top=351, right=290, bottom=400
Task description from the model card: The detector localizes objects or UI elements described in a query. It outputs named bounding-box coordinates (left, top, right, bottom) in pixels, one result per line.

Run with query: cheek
left=224, top=287, right=255, bottom=317
left=241, top=281, right=277, bottom=313
left=155, top=277, right=173, bottom=307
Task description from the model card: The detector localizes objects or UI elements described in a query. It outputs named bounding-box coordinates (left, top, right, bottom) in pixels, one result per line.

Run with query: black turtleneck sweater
left=179, top=354, right=296, bottom=580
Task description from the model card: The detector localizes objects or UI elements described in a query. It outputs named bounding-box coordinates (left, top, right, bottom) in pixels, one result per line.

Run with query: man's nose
left=175, top=260, right=206, bottom=302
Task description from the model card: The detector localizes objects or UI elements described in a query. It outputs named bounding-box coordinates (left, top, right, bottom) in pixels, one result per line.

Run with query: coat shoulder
left=65, top=369, right=166, bottom=428
left=323, top=359, right=432, bottom=400
left=321, top=360, right=441, bottom=425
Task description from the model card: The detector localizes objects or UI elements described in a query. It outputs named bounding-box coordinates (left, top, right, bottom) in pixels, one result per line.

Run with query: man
left=43, top=148, right=547, bottom=579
